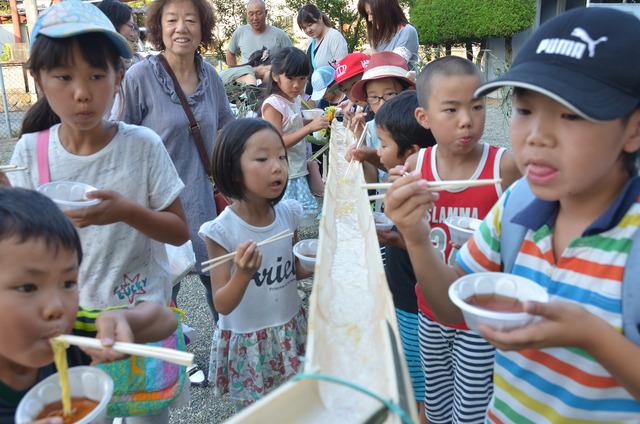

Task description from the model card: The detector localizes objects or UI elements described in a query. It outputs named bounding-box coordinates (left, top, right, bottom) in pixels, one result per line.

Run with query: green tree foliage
left=284, top=0, right=366, bottom=51
left=0, top=0, right=9, bottom=15
left=410, top=0, right=535, bottom=62
left=210, top=0, right=247, bottom=60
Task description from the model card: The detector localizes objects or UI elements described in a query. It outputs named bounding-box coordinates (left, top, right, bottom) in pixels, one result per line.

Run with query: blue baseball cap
left=476, top=7, right=640, bottom=121
left=310, top=66, right=336, bottom=101
left=31, top=0, right=132, bottom=59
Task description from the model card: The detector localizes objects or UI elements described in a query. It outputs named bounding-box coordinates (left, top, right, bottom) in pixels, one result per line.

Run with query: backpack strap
left=622, top=229, right=640, bottom=345
left=500, top=177, right=535, bottom=273
left=502, top=178, right=640, bottom=345
left=36, top=129, right=51, bottom=185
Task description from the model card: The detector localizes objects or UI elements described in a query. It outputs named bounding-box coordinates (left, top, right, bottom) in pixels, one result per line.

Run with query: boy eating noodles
left=385, top=7, right=640, bottom=422
left=0, top=188, right=178, bottom=422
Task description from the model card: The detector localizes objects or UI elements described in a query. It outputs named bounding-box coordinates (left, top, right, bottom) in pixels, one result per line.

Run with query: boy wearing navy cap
left=385, top=7, right=640, bottom=422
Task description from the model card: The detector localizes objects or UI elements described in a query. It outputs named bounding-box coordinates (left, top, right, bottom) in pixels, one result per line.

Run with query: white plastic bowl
left=448, top=272, right=549, bottom=333
left=301, top=108, right=324, bottom=120
left=15, top=366, right=113, bottom=424
left=444, top=216, right=482, bottom=246
left=293, top=239, right=318, bottom=272
left=373, top=212, right=394, bottom=231
left=37, top=181, right=100, bottom=210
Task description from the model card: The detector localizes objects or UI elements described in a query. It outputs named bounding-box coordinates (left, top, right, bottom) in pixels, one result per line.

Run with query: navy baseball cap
left=31, top=0, right=132, bottom=59
left=476, top=7, right=640, bottom=121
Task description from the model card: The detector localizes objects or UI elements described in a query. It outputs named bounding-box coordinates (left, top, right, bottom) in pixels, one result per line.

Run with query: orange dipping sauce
left=465, top=293, right=524, bottom=313
left=36, top=398, right=99, bottom=424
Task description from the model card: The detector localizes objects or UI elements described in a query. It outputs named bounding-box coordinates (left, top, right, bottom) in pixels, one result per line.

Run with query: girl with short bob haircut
left=200, top=118, right=309, bottom=409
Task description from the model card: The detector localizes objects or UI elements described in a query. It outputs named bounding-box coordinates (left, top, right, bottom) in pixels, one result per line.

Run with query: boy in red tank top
left=405, top=56, right=520, bottom=423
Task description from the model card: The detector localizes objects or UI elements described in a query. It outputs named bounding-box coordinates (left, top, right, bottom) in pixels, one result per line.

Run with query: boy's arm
left=384, top=170, right=466, bottom=323
left=481, top=301, right=640, bottom=400
left=64, top=195, right=190, bottom=246
left=499, top=151, right=522, bottom=191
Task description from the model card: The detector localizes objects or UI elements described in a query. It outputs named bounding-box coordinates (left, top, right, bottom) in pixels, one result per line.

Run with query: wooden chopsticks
left=53, top=334, right=194, bottom=367
left=364, top=178, right=502, bottom=201
left=0, top=164, right=28, bottom=173
left=200, top=229, right=294, bottom=272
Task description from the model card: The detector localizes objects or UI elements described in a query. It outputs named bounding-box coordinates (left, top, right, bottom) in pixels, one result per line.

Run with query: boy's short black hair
left=416, top=56, right=483, bottom=109
left=375, top=90, right=436, bottom=156
left=212, top=118, right=288, bottom=205
left=0, top=188, right=82, bottom=263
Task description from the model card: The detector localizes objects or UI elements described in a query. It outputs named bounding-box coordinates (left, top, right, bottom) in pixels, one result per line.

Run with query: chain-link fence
left=0, top=43, right=36, bottom=140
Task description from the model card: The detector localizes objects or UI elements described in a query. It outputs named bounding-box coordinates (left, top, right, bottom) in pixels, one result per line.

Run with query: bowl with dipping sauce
left=15, top=366, right=113, bottom=424
left=301, top=108, right=324, bottom=120
left=373, top=212, right=394, bottom=232
left=448, top=272, right=549, bottom=333
left=444, top=216, right=482, bottom=246
left=37, top=181, right=101, bottom=210
left=293, top=239, right=318, bottom=272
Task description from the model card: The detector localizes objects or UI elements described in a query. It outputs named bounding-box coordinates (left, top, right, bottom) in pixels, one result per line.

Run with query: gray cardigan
left=119, top=54, right=235, bottom=269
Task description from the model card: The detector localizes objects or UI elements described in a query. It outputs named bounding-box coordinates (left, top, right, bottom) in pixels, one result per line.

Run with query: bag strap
left=157, top=54, right=211, bottom=176
left=622, top=229, right=640, bottom=345
left=36, top=129, right=51, bottom=185
left=501, top=178, right=640, bottom=345
left=499, top=177, right=534, bottom=273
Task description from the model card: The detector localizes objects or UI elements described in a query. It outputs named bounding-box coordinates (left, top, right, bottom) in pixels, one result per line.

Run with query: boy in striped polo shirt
left=384, top=7, right=640, bottom=423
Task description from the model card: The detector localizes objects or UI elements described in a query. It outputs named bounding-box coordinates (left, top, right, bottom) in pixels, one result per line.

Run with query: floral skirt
left=208, top=307, right=307, bottom=406
left=283, top=176, right=318, bottom=215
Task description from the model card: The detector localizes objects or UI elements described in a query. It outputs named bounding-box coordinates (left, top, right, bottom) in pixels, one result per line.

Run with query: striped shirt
left=457, top=177, right=640, bottom=423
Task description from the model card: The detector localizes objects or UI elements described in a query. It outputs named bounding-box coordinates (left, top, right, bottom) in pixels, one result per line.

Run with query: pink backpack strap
left=36, top=129, right=51, bottom=185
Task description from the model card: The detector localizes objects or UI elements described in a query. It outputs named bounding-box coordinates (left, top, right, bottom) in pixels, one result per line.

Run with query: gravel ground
left=0, top=105, right=510, bottom=423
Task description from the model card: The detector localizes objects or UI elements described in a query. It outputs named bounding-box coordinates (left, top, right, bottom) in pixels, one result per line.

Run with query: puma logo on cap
left=536, top=27, right=607, bottom=60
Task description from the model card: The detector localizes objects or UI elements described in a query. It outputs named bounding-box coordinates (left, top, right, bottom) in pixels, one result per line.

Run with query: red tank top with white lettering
left=416, top=143, right=505, bottom=329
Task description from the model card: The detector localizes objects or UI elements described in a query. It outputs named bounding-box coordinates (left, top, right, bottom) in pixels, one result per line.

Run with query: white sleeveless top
left=198, top=200, right=303, bottom=332
left=262, top=94, right=308, bottom=179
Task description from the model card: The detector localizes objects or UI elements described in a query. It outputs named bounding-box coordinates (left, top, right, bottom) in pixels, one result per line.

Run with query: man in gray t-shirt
left=226, top=0, right=292, bottom=66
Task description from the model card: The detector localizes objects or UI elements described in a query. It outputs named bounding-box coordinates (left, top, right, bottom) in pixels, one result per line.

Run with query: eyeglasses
left=366, top=92, right=398, bottom=105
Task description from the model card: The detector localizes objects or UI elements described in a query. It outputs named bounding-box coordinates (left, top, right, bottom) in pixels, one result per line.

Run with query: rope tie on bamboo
left=291, top=373, right=414, bottom=424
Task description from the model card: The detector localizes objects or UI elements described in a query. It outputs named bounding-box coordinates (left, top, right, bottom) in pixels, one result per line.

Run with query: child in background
left=309, top=65, right=346, bottom=109
left=347, top=51, right=415, bottom=183
left=199, top=119, right=309, bottom=410
left=374, top=90, right=436, bottom=422
left=262, top=47, right=329, bottom=215
left=405, top=56, right=520, bottom=423
left=0, top=187, right=178, bottom=423
left=8, top=0, right=189, bottom=309
left=385, top=8, right=640, bottom=422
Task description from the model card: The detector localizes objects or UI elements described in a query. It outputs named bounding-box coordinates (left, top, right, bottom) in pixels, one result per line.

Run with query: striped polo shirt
left=457, top=177, right=640, bottom=423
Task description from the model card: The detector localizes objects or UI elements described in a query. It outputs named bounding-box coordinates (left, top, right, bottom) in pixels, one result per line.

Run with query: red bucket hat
left=334, top=52, right=371, bottom=84
left=351, top=52, right=415, bottom=103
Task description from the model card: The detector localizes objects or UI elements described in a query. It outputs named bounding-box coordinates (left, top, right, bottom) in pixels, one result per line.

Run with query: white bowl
left=301, top=108, right=324, bottom=120
left=448, top=272, right=549, bottom=333
left=15, top=366, right=113, bottom=424
left=373, top=212, right=393, bottom=231
left=293, top=239, right=318, bottom=272
left=444, top=216, right=482, bottom=246
left=37, top=181, right=101, bottom=210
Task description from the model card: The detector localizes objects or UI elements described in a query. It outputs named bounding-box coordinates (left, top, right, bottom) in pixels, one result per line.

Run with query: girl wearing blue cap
left=4, top=1, right=189, bottom=421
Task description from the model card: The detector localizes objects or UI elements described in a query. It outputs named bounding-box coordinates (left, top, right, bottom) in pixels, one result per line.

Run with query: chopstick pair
left=201, top=229, right=294, bottom=272
left=365, top=178, right=502, bottom=201
left=343, top=126, right=367, bottom=177
left=308, top=143, right=329, bottom=163
left=53, top=334, right=194, bottom=367
left=0, top=164, right=28, bottom=173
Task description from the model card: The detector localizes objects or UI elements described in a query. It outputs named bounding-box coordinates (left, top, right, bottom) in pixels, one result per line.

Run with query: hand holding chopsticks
left=53, top=334, right=194, bottom=367
left=201, top=229, right=293, bottom=272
